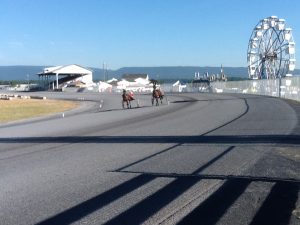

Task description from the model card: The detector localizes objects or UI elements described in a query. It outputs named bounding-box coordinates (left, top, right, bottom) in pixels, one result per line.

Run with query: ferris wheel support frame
left=247, top=16, right=296, bottom=80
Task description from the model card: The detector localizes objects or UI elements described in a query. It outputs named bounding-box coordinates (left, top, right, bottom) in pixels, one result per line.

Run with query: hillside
left=109, top=66, right=248, bottom=80
left=0, top=65, right=299, bottom=81
left=0, top=66, right=46, bottom=81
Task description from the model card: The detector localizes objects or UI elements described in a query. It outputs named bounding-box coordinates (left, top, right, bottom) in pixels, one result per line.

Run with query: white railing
left=211, top=76, right=300, bottom=101
left=160, top=76, right=300, bottom=102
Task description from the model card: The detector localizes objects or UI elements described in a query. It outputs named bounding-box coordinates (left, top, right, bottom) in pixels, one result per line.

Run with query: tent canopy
left=37, top=64, right=93, bottom=90
left=38, top=64, right=92, bottom=76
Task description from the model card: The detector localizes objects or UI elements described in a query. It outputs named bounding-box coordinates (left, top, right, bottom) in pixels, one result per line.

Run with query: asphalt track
left=0, top=92, right=299, bottom=225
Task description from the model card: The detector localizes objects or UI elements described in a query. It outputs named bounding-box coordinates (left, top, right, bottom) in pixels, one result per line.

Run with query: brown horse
left=152, top=89, right=164, bottom=106
left=122, top=91, right=134, bottom=109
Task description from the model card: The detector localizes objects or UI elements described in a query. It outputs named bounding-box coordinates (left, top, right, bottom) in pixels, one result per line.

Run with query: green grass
left=0, top=99, right=78, bottom=123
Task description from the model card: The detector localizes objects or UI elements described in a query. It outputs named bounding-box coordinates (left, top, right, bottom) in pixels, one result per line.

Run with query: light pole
left=27, top=74, right=29, bottom=91
left=103, top=62, right=106, bottom=81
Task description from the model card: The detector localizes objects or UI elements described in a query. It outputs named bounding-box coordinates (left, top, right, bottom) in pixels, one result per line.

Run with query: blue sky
left=0, top=0, right=299, bottom=69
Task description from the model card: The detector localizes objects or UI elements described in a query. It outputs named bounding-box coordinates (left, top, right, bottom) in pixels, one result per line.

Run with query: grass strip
left=0, top=99, right=78, bottom=123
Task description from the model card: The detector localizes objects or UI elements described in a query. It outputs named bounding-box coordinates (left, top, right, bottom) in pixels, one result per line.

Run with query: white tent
left=172, top=80, right=186, bottom=92
left=117, top=79, right=130, bottom=90
left=98, top=81, right=112, bottom=92
left=106, top=78, right=118, bottom=83
left=135, top=77, right=150, bottom=85
left=172, top=80, right=181, bottom=86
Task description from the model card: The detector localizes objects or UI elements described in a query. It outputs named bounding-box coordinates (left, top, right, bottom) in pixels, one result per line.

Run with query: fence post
left=279, top=77, right=282, bottom=98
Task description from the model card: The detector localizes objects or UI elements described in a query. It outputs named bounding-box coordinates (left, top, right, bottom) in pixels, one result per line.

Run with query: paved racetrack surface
left=0, top=92, right=299, bottom=225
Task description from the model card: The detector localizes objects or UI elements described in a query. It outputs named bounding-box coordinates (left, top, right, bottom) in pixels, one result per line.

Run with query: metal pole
left=106, top=63, right=108, bottom=81
left=56, top=73, right=59, bottom=89
left=103, top=62, right=106, bottom=81
left=27, top=74, right=29, bottom=91
left=279, top=76, right=282, bottom=98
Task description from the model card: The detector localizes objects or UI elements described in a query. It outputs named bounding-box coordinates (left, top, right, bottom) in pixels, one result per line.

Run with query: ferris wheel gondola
left=247, top=16, right=296, bottom=79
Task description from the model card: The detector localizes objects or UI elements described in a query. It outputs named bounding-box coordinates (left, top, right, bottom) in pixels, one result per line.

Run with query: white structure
left=106, top=78, right=118, bottom=84
left=98, top=81, right=112, bottom=92
left=172, top=80, right=186, bottom=92
left=117, top=79, right=131, bottom=90
left=116, top=74, right=152, bottom=92
left=38, top=64, right=94, bottom=90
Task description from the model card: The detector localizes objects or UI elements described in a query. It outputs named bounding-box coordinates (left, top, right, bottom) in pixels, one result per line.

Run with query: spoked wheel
left=164, top=96, right=168, bottom=104
left=247, top=16, right=295, bottom=79
left=155, top=98, right=159, bottom=106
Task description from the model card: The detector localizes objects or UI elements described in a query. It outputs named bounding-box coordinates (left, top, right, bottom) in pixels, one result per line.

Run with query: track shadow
left=36, top=144, right=300, bottom=225
left=97, top=105, right=153, bottom=113
left=178, top=179, right=251, bottom=225
left=1, top=135, right=300, bottom=145
left=171, top=95, right=277, bottom=104
left=113, top=171, right=300, bottom=184
left=103, top=147, right=235, bottom=225
left=250, top=182, right=299, bottom=225
left=97, top=106, right=143, bottom=113
left=172, top=98, right=240, bottom=104
left=37, top=175, right=156, bottom=225
left=37, top=146, right=234, bottom=224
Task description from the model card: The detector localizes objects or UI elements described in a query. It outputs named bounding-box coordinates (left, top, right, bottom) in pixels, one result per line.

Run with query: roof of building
left=37, top=64, right=92, bottom=76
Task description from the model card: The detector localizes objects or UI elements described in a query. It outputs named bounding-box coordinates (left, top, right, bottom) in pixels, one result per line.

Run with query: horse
left=152, top=89, right=164, bottom=106
left=122, top=91, right=134, bottom=109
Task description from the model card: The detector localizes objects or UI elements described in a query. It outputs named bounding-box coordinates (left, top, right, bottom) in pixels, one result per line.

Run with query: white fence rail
left=210, top=76, right=300, bottom=101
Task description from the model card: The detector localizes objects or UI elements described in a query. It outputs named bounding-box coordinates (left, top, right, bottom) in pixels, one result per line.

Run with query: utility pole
left=106, top=63, right=108, bottom=81
left=27, top=74, right=29, bottom=91
left=102, top=62, right=105, bottom=81
left=103, top=62, right=108, bottom=81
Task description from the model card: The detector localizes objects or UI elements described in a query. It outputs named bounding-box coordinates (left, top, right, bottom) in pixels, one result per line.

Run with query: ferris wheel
left=247, top=16, right=296, bottom=79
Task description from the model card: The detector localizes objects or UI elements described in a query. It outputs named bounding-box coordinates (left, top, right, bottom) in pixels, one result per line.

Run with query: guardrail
left=0, top=94, right=46, bottom=100
left=210, top=76, right=300, bottom=101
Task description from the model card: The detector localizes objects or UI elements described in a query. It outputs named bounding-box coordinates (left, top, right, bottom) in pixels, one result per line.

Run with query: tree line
left=0, top=80, right=37, bottom=86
